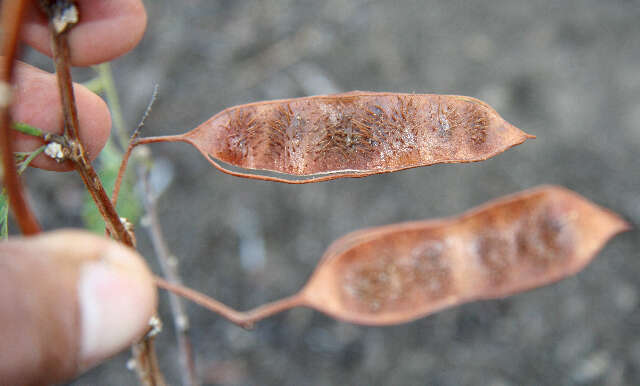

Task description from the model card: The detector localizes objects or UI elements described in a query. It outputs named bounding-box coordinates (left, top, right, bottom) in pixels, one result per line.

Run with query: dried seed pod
left=138, top=92, right=534, bottom=183
left=295, top=185, right=629, bottom=325
left=157, top=185, right=629, bottom=328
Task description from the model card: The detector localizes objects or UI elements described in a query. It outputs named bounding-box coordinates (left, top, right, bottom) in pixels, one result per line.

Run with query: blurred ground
left=21, top=0, right=640, bottom=385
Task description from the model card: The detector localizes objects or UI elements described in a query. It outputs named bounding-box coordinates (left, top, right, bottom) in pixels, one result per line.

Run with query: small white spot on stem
left=44, top=142, right=65, bottom=162
left=147, top=315, right=163, bottom=337
left=120, top=217, right=134, bottom=232
left=53, top=4, right=78, bottom=34
left=176, top=314, right=190, bottom=331
left=126, top=358, right=137, bottom=371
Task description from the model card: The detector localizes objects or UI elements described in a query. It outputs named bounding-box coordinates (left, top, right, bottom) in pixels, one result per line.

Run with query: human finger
left=0, top=230, right=157, bottom=385
left=10, top=61, right=111, bottom=171
left=21, top=0, right=147, bottom=66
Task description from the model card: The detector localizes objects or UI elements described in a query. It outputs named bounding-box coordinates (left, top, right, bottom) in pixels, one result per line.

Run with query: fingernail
left=77, top=243, right=155, bottom=369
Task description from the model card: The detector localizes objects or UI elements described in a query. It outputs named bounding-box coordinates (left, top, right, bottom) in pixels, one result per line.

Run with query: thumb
left=0, top=230, right=157, bottom=386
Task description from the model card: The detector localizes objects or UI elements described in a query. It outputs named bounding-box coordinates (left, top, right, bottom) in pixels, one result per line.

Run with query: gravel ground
left=19, top=0, right=640, bottom=385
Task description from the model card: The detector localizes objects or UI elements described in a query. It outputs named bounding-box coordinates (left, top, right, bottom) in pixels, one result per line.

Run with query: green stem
left=12, top=122, right=44, bottom=138
left=17, top=146, right=46, bottom=174
left=0, top=189, right=8, bottom=239
left=1, top=145, right=47, bottom=238
left=95, top=63, right=128, bottom=149
left=82, top=76, right=104, bottom=94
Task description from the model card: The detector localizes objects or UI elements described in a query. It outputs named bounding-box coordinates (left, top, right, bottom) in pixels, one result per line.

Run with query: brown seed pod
left=297, top=185, right=629, bottom=325
left=155, top=185, right=629, bottom=327
left=136, top=92, right=534, bottom=183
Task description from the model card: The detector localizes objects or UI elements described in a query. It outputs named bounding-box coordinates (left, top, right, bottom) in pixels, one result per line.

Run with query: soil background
left=20, top=0, right=640, bottom=385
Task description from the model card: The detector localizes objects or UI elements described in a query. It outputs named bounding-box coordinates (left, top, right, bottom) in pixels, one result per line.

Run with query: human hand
left=1, top=1, right=155, bottom=385
left=12, top=0, right=147, bottom=170
left=0, top=231, right=156, bottom=385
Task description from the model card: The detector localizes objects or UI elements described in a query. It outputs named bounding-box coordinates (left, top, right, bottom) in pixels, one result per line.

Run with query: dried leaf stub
left=182, top=92, right=533, bottom=181
left=299, top=186, right=629, bottom=325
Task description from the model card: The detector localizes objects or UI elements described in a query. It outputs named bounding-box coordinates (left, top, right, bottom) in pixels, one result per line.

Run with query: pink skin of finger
left=11, top=0, right=147, bottom=171
left=10, top=62, right=111, bottom=171
left=20, top=0, right=147, bottom=66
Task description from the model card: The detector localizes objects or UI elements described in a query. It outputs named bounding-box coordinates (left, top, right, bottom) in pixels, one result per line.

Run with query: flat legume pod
left=141, top=92, right=534, bottom=183
left=298, top=185, right=629, bottom=325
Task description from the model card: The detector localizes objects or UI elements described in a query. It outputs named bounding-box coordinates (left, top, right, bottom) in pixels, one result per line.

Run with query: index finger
left=20, top=0, right=147, bottom=66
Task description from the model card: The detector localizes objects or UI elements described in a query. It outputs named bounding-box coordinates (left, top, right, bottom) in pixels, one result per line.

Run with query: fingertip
left=0, top=230, right=157, bottom=385
left=78, top=241, right=157, bottom=370
left=21, top=0, right=147, bottom=66
left=11, top=62, right=111, bottom=171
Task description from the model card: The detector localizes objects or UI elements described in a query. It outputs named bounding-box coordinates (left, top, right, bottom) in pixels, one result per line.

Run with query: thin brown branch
left=141, top=162, right=199, bottom=386
left=154, top=277, right=305, bottom=329
left=45, top=1, right=79, bottom=140
left=242, top=294, right=306, bottom=323
left=112, top=85, right=158, bottom=207
left=112, top=140, right=136, bottom=206
left=131, top=337, right=166, bottom=386
left=0, top=0, right=42, bottom=235
left=40, top=1, right=159, bottom=384
left=45, top=0, right=134, bottom=246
